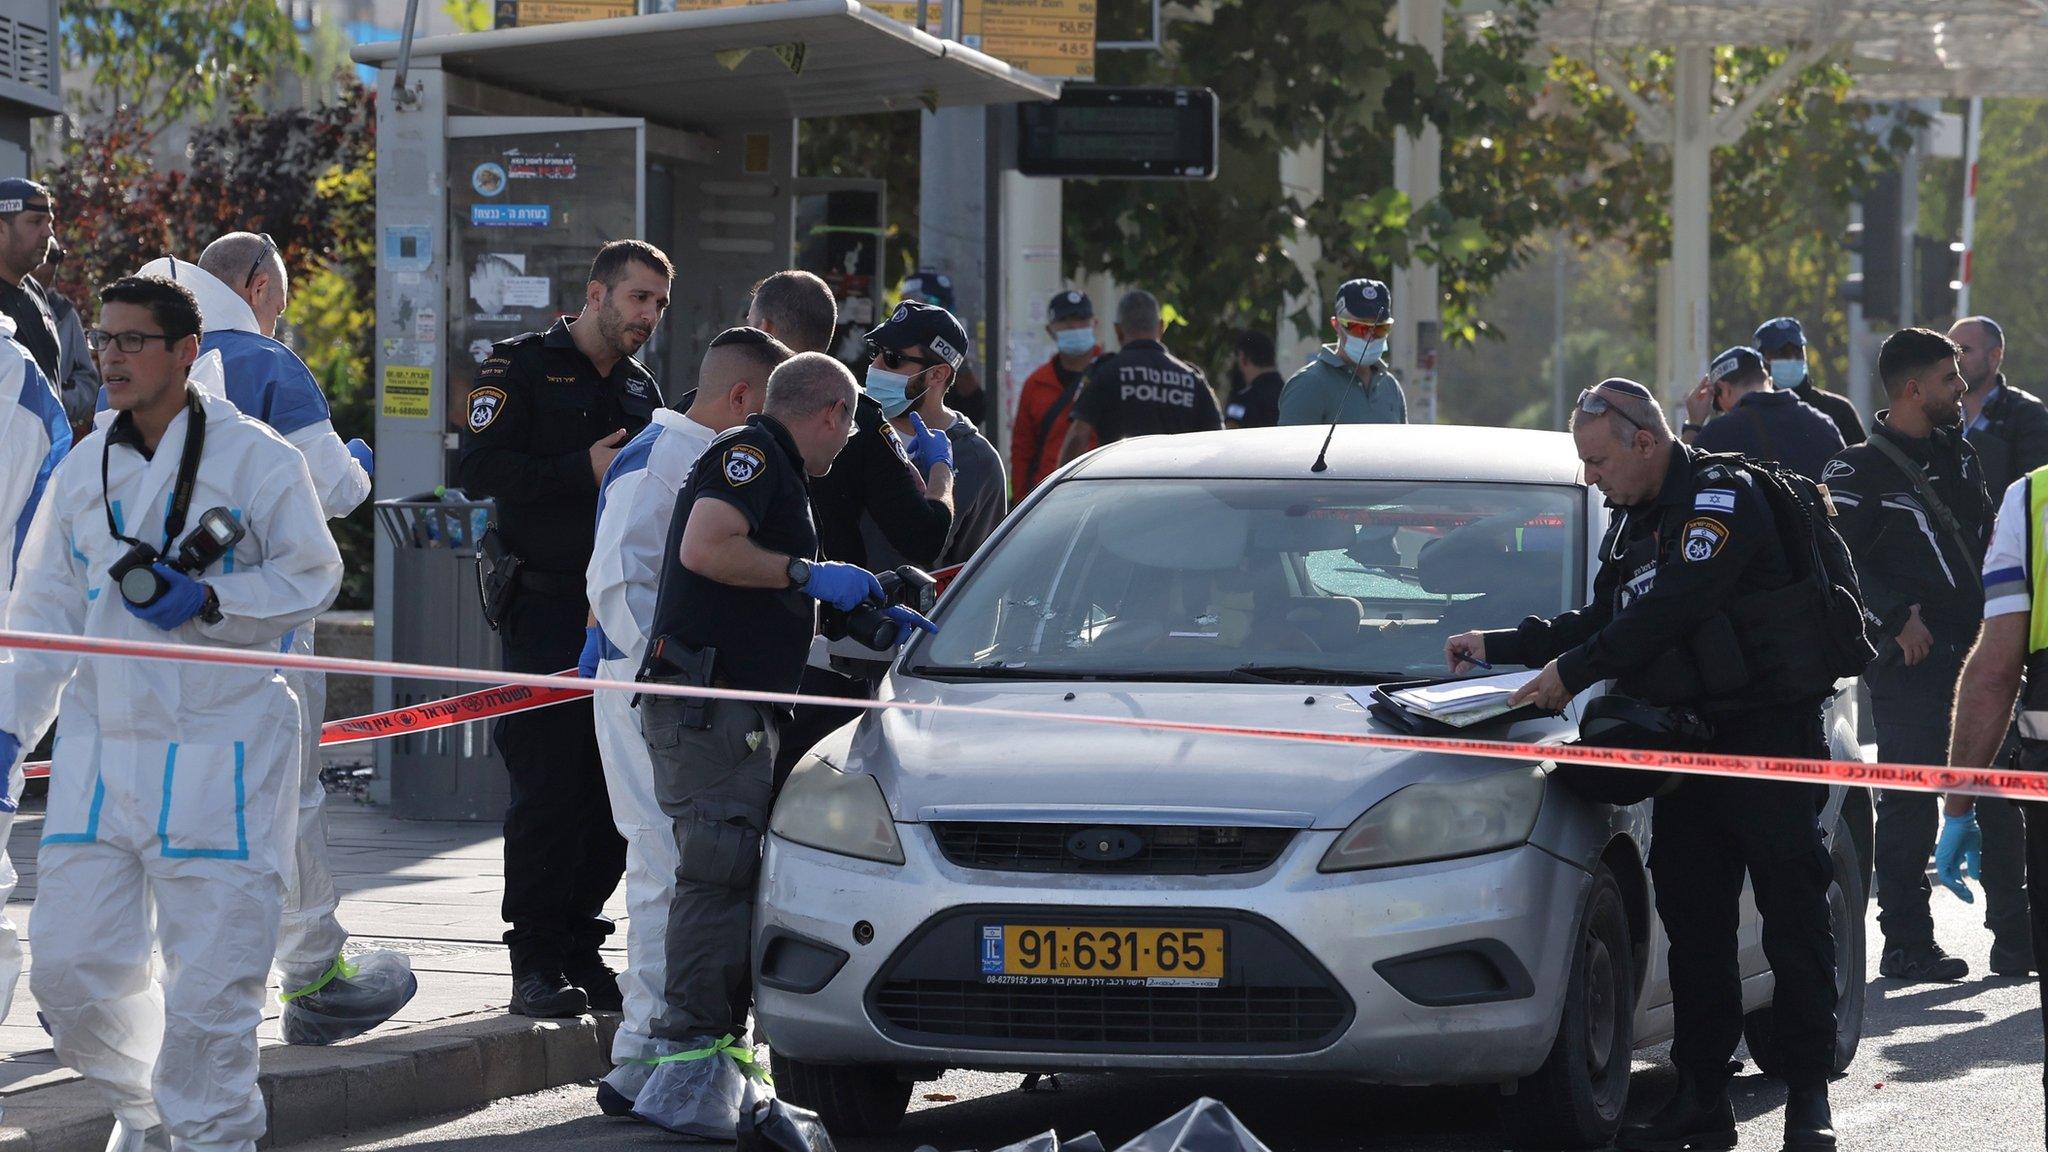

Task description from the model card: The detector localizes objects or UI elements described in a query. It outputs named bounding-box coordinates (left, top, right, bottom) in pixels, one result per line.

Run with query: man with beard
left=1827, top=328, right=1996, bottom=983
left=459, top=240, right=669, bottom=1015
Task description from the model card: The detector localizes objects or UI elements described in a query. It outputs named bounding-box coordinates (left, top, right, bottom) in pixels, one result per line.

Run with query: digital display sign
left=1016, top=87, right=1217, bottom=180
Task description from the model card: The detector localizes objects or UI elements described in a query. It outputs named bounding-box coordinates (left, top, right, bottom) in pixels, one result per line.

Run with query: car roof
left=1066, top=424, right=1586, bottom=486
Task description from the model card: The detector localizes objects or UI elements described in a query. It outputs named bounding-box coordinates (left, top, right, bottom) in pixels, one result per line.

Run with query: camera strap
left=103, top=386, right=207, bottom=549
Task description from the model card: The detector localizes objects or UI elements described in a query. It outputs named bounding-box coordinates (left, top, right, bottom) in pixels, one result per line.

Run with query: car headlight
left=1318, top=765, right=1545, bottom=872
left=769, top=757, right=905, bottom=865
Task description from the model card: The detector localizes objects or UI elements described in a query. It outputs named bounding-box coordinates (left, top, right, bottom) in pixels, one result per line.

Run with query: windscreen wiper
left=1229, top=664, right=1409, bottom=685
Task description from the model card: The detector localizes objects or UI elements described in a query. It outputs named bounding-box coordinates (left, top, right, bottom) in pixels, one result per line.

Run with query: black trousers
left=1650, top=702, right=1838, bottom=1087
left=1870, top=653, right=2032, bottom=956
left=494, top=588, right=627, bottom=975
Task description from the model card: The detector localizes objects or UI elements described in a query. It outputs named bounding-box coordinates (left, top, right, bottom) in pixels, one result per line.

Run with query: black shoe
left=510, top=971, right=589, bottom=1018
left=565, top=958, right=623, bottom=1013
left=1616, top=1071, right=1736, bottom=1152
left=1782, top=1082, right=1836, bottom=1150
left=1879, top=942, right=1969, bottom=982
left=1989, top=940, right=2037, bottom=977
left=596, top=1079, right=635, bottom=1116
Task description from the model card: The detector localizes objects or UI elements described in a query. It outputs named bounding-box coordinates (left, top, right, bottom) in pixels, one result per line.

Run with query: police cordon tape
left=1, top=626, right=2043, bottom=803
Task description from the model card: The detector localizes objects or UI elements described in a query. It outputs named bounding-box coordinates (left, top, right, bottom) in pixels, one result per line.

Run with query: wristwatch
left=198, top=585, right=223, bottom=625
left=785, top=556, right=811, bottom=590
left=1681, top=421, right=1706, bottom=433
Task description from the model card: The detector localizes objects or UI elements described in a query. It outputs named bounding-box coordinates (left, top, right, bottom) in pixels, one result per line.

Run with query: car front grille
left=872, top=979, right=1349, bottom=1050
left=930, top=822, right=1295, bottom=875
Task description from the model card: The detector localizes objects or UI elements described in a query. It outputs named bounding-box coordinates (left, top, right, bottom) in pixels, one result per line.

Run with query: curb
left=0, top=1012, right=618, bottom=1151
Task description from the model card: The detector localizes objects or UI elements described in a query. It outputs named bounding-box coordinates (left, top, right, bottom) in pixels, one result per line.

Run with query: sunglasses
left=1336, top=319, right=1392, bottom=340
left=869, top=344, right=941, bottom=372
left=1576, top=383, right=1652, bottom=433
left=245, top=232, right=278, bottom=289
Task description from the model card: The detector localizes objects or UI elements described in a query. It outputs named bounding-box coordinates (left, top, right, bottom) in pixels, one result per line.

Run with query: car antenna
left=1310, top=422, right=1338, bottom=473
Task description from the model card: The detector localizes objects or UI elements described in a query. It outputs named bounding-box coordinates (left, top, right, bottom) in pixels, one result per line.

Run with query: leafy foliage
left=60, top=0, right=308, bottom=135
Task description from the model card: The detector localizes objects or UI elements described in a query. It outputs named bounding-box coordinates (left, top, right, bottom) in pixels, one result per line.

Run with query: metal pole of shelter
left=1958, top=95, right=1983, bottom=317
left=1391, top=0, right=1443, bottom=423
left=1666, top=43, right=1714, bottom=407
left=392, top=0, right=424, bottom=109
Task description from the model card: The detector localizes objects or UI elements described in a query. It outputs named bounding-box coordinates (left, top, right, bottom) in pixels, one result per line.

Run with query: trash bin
left=375, top=492, right=508, bottom=821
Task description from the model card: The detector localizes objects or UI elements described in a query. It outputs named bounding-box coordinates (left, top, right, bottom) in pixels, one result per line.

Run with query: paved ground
left=289, top=884, right=2043, bottom=1152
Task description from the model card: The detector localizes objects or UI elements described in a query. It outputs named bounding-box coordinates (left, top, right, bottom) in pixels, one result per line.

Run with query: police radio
left=108, top=507, right=244, bottom=608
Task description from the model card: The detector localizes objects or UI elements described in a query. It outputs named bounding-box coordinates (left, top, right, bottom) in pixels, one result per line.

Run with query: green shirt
left=1277, top=345, right=1407, bottom=426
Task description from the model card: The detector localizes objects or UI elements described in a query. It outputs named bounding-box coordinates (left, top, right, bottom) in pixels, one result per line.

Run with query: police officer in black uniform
left=1681, top=345, right=1845, bottom=480
left=633, top=353, right=935, bottom=1101
left=1057, top=288, right=1222, bottom=464
left=1757, top=316, right=1867, bottom=447
left=458, top=240, right=671, bottom=1017
left=1447, top=378, right=1844, bottom=1152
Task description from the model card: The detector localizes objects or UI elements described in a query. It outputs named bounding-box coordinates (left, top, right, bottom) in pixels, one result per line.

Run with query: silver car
left=757, top=425, right=1871, bottom=1150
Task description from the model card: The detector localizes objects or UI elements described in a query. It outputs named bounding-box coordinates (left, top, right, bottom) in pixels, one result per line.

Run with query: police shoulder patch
left=1682, top=516, right=1729, bottom=563
left=723, top=443, right=767, bottom=486
left=467, top=386, right=508, bottom=432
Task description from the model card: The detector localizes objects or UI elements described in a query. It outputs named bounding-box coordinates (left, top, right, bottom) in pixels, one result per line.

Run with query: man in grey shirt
left=862, top=365, right=1007, bottom=570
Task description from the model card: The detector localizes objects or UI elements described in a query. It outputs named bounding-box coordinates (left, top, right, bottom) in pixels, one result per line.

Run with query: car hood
left=819, top=677, right=1575, bottom=830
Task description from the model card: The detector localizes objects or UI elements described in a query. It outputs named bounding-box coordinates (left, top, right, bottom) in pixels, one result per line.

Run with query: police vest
left=2019, top=463, right=2048, bottom=739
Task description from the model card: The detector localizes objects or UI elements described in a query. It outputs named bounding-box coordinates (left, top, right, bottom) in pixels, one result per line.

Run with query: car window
left=912, top=477, right=1584, bottom=682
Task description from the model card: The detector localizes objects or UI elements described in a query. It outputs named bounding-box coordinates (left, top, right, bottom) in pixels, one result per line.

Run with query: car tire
left=769, top=1053, right=912, bottom=1136
left=1498, top=866, right=1635, bottom=1150
left=1742, top=827, right=1867, bottom=1078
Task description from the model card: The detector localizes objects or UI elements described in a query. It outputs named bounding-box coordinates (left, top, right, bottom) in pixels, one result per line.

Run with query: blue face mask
left=1769, top=358, right=1805, bottom=387
left=1054, top=328, right=1095, bottom=357
left=865, top=364, right=927, bottom=419
left=1343, top=335, right=1388, bottom=365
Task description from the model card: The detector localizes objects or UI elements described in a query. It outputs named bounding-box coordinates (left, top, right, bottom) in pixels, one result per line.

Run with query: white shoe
left=103, top=1120, right=172, bottom=1152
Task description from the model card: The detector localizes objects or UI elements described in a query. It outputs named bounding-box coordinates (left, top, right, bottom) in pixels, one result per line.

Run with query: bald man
left=583, top=326, right=793, bottom=1113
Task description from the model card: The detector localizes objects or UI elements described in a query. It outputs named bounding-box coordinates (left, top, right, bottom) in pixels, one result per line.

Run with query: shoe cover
left=737, top=1096, right=837, bottom=1152
left=630, top=1035, right=772, bottom=1139
left=103, top=1121, right=172, bottom=1152
left=601, top=1057, right=656, bottom=1109
left=280, top=951, right=418, bottom=1046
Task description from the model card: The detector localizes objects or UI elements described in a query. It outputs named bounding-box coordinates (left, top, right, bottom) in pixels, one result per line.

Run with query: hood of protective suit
left=136, top=255, right=263, bottom=336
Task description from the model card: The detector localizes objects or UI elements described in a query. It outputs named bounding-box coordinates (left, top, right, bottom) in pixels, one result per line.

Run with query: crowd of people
left=0, top=170, right=2038, bottom=1149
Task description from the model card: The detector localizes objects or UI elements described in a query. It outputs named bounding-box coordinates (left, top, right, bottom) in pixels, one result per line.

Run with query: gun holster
left=475, top=529, right=523, bottom=632
left=638, top=636, right=717, bottom=730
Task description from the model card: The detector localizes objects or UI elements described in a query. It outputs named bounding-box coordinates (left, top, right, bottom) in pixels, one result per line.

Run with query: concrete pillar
left=1665, top=43, right=1714, bottom=406
left=1278, top=138, right=1325, bottom=369
left=1391, top=0, right=1443, bottom=422
left=1000, top=169, right=1064, bottom=461
left=919, top=105, right=991, bottom=391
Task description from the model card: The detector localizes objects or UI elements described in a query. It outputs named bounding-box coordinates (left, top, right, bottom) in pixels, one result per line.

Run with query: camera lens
left=118, top=564, right=165, bottom=607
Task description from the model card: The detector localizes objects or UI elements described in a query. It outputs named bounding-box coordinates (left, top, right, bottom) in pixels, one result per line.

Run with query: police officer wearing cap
left=1278, top=278, right=1407, bottom=427
left=1446, top=378, right=1846, bottom=1152
left=457, top=240, right=670, bottom=1018
left=1057, top=289, right=1221, bottom=464
left=1756, top=316, right=1867, bottom=446
left=632, top=353, right=936, bottom=1111
left=1013, top=289, right=1100, bottom=495
left=0, top=178, right=64, bottom=382
left=902, top=268, right=987, bottom=427
left=1682, top=345, right=1844, bottom=481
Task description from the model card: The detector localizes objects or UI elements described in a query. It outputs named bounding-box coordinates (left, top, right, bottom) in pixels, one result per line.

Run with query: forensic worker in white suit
left=0, top=275, right=341, bottom=1152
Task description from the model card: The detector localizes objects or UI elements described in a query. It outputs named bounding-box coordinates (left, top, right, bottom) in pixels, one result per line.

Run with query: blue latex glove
left=905, top=412, right=953, bottom=475
left=578, top=625, right=605, bottom=679
left=1934, top=812, right=1983, bottom=903
left=346, top=438, right=374, bottom=477
left=123, top=564, right=208, bottom=631
left=878, top=604, right=941, bottom=647
left=801, top=561, right=884, bottom=612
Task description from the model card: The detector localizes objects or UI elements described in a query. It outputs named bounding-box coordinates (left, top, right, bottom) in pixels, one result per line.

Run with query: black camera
left=110, top=506, right=245, bottom=608
left=821, top=565, right=937, bottom=650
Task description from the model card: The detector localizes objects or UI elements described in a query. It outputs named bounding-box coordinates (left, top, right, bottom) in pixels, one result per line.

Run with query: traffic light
left=1841, top=171, right=1902, bottom=325
left=1915, top=235, right=1963, bottom=330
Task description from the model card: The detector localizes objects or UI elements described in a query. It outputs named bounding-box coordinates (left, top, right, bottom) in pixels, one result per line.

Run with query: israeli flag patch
left=1694, top=489, right=1736, bottom=513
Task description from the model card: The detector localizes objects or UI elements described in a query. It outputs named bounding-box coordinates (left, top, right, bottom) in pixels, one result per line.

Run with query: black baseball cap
left=1709, top=345, right=1765, bottom=384
left=1754, top=316, right=1805, bottom=355
left=902, top=269, right=955, bottom=311
left=0, top=178, right=51, bottom=215
left=866, top=299, right=969, bottom=371
left=1048, top=289, right=1093, bottom=322
left=1333, top=278, right=1391, bottom=323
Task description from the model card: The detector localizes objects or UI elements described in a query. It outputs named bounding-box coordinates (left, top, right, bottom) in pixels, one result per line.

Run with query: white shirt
left=1982, top=475, right=2030, bottom=620
left=586, top=408, right=717, bottom=667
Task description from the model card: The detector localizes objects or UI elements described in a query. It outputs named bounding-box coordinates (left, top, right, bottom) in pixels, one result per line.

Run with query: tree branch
left=1709, top=41, right=1838, bottom=148
left=1589, top=54, right=1672, bottom=145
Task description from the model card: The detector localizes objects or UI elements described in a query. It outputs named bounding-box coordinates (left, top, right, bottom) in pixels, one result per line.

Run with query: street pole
left=1552, top=240, right=1567, bottom=430
left=1957, top=95, right=1982, bottom=317
left=1391, top=0, right=1443, bottom=423
left=1665, top=43, right=1714, bottom=409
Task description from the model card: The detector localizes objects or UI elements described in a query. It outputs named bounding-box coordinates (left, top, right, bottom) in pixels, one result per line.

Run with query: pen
left=1458, top=652, right=1493, bottom=671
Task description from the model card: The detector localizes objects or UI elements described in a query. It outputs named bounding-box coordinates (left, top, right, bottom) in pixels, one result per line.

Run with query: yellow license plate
left=984, top=925, right=1226, bottom=982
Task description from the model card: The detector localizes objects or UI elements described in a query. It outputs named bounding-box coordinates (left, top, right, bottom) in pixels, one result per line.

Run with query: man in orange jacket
left=1011, top=289, right=1100, bottom=496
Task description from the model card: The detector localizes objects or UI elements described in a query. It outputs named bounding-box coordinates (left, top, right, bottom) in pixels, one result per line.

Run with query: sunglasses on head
left=1336, top=318, right=1392, bottom=340
left=869, top=343, right=941, bottom=372
left=1576, top=382, right=1653, bottom=432
left=245, top=233, right=278, bottom=289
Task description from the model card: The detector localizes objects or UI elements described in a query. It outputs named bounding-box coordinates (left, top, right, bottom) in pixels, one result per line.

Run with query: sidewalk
left=0, top=751, right=628, bottom=1150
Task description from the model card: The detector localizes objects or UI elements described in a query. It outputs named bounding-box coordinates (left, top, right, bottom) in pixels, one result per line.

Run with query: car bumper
left=755, top=826, right=1593, bottom=1085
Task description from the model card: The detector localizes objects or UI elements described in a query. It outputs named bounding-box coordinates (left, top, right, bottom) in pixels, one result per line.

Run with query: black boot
left=510, top=970, right=589, bottom=1018
left=565, top=956, right=624, bottom=1013
left=1782, top=1082, right=1836, bottom=1150
left=1878, top=941, right=1969, bottom=982
left=1617, top=1069, right=1737, bottom=1152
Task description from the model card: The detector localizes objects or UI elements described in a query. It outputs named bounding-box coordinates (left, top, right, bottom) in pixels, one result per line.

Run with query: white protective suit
left=134, top=258, right=374, bottom=993
left=0, top=385, right=341, bottom=1151
left=585, top=408, right=716, bottom=1092
left=0, top=313, right=69, bottom=1034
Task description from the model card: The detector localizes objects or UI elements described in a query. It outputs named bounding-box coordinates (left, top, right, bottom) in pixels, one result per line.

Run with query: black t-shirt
left=0, top=277, right=62, bottom=381
left=1072, top=339, right=1223, bottom=443
left=808, top=394, right=951, bottom=568
left=455, top=319, right=661, bottom=577
left=646, top=415, right=819, bottom=694
left=1226, top=369, right=1284, bottom=429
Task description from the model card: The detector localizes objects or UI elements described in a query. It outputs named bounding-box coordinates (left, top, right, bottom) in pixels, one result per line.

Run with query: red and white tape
left=1, top=627, right=2042, bottom=803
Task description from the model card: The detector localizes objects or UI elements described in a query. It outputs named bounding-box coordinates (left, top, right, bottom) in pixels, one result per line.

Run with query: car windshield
left=911, top=477, right=1586, bottom=682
